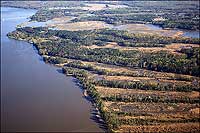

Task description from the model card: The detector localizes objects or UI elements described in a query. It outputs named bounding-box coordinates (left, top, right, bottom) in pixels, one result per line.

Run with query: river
left=1, top=7, right=104, bottom=132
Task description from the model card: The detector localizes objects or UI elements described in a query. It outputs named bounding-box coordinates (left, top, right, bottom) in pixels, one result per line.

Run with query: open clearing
left=48, top=21, right=112, bottom=31
left=82, top=42, right=199, bottom=55
left=114, top=24, right=184, bottom=37
left=82, top=3, right=128, bottom=11
left=50, top=16, right=75, bottom=23
left=96, top=86, right=199, bottom=99
left=117, top=123, right=199, bottom=133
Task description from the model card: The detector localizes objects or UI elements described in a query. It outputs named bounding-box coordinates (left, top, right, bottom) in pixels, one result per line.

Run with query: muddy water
left=1, top=7, right=104, bottom=132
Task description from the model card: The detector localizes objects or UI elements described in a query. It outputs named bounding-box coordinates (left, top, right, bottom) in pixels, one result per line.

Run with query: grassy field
left=48, top=21, right=111, bottom=31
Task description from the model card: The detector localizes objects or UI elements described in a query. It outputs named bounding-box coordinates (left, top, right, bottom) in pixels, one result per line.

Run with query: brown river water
left=1, top=7, right=104, bottom=132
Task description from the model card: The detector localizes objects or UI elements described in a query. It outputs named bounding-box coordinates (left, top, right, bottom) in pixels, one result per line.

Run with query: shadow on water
left=56, top=69, right=108, bottom=132
left=39, top=58, right=44, bottom=62
left=71, top=77, right=108, bottom=132
left=31, top=40, right=109, bottom=132
left=54, top=69, right=108, bottom=131
left=90, top=111, right=108, bottom=132
left=56, top=68, right=63, bottom=74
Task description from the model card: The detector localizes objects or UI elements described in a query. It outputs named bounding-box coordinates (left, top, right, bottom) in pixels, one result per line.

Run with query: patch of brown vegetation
left=117, top=123, right=200, bottom=133
left=159, top=79, right=192, bottom=85
left=96, top=86, right=200, bottom=99
left=82, top=42, right=199, bottom=55
left=115, top=24, right=184, bottom=37
left=102, top=75, right=193, bottom=87
left=82, top=3, right=128, bottom=11
left=54, top=56, right=199, bottom=82
left=166, top=43, right=199, bottom=50
left=104, top=101, right=198, bottom=114
left=48, top=21, right=111, bottom=31
left=50, top=16, right=75, bottom=23
left=119, top=112, right=197, bottom=121
left=82, top=42, right=119, bottom=49
left=104, top=76, right=154, bottom=81
left=190, top=108, right=200, bottom=115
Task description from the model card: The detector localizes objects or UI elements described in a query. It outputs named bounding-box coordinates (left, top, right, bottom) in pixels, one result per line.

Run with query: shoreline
left=1, top=5, right=39, bottom=10
left=4, top=4, right=200, bottom=132
left=7, top=27, right=200, bottom=132
left=7, top=33, right=109, bottom=132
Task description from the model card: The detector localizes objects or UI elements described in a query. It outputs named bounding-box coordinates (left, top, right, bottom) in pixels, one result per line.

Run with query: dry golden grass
left=96, top=86, right=200, bottom=99
left=159, top=79, right=192, bottom=85
left=118, top=112, right=198, bottom=121
left=102, top=75, right=193, bottom=87
left=81, top=42, right=177, bottom=54
left=82, top=3, right=128, bottom=11
left=81, top=42, right=119, bottom=49
left=133, top=43, right=199, bottom=54
left=104, top=101, right=198, bottom=114
left=104, top=76, right=154, bottom=81
left=117, top=123, right=200, bottom=133
left=166, top=43, right=199, bottom=49
left=48, top=21, right=111, bottom=31
left=114, top=24, right=185, bottom=38
left=50, top=16, right=75, bottom=23
left=190, top=108, right=200, bottom=115
left=82, top=42, right=199, bottom=56
left=82, top=4, right=107, bottom=11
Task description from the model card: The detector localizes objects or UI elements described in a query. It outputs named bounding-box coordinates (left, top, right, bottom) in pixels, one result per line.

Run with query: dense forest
left=8, top=27, right=200, bottom=76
